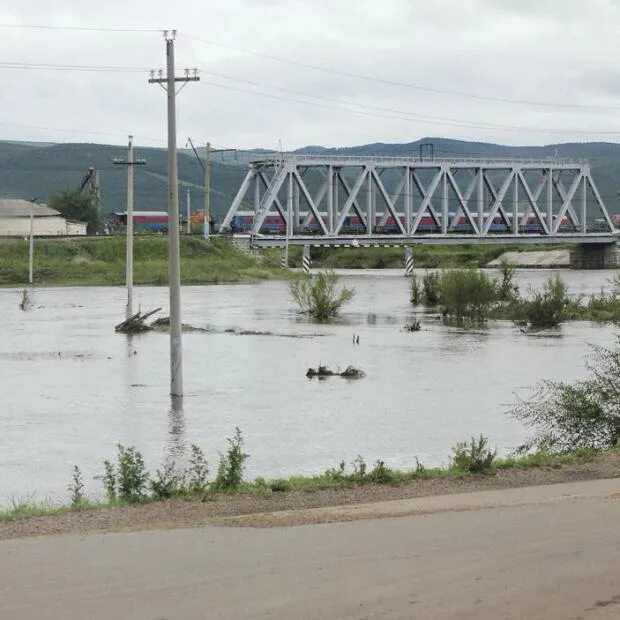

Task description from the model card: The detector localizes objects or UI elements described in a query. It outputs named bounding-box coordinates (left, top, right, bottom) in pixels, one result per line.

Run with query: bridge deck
left=246, top=233, right=619, bottom=248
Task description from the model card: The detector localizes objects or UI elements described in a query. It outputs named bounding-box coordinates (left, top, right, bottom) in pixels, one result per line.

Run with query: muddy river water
left=0, top=268, right=617, bottom=505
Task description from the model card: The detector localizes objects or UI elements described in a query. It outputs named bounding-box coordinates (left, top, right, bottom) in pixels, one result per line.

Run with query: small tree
left=511, top=340, right=620, bottom=452
left=290, top=270, right=355, bottom=321
left=49, top=189, right=101, bottom=234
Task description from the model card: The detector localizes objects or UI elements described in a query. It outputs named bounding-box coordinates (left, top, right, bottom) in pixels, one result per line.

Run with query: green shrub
left=187, top=444, right=209, bottom=493
left=439, top=269, right=498, bottom=321
left=213, top=428, right=250, bottom=491
left=290, top=270, right=355, bottom=321
left=150, top=462, right=185, bottom=499
left=520, top=274, right=569, bottom=328
left=422, top=271, right=441, bottom=305
left=67, top=465, right=86, bottom=508
left=269, top=479, right=292, bottom=493
left=511, top=340, right=620, bottom=452
left=497, top=260, right=519, bottom=301
left=350, top=455, right=367, bottom=482
left=324, top=460, right=347, bottom=481
left=451, top=435, right=497, bottom=473
left=409, top=273, right=422, bottom=305
left=368, top=460, right=394, bottom=484
left=100, top=445, right=149, bottom=503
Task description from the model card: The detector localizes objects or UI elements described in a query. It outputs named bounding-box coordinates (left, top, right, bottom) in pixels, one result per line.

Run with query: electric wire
left=181, top=33, right=620, bottom=111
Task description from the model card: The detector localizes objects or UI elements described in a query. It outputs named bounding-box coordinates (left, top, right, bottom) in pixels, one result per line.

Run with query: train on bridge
left=228, top=210, right=575, bottom=235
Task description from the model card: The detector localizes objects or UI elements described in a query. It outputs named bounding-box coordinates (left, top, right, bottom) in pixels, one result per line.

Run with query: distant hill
left=0, top=137, right=618, bottom=220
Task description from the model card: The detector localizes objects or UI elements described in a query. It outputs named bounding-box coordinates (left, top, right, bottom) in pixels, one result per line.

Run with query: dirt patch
left=1, top=452, right=618, bottom=540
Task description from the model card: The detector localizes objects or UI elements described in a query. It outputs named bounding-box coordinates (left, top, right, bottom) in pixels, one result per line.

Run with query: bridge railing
left=250, top=153, right=588, bottom=167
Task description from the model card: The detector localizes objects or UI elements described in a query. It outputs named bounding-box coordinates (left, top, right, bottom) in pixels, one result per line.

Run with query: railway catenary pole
left=113, top=136, right=146, bottom=320
left=186, top=138, right=234, bottom=240
left=149, top=31, right=199, bottom=397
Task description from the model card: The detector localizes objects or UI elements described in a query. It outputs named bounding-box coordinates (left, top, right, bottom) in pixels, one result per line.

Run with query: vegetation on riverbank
left=1, top=434, right=616, bottom=524
left=291, top=243, right=571, bottom=270
left=0, top=236, right=288, bottom=286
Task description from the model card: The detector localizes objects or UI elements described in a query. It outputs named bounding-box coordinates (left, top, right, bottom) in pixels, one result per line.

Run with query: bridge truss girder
left=220, top=156, right=616, bottom=238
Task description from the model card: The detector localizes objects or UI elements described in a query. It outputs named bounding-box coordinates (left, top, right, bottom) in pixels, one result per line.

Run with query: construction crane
left=77, top=166, right=101, bottom=214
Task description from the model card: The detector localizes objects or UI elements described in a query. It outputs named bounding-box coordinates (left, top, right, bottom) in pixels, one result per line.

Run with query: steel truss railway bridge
left=220, top=154, right=620, bottom=271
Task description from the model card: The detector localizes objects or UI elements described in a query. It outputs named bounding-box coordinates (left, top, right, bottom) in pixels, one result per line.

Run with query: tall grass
left=0, top=237, right=285, bottom=286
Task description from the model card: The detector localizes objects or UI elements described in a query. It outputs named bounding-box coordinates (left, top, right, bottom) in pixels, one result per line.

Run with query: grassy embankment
left=0, top=236, right=289, bottom=286
left=270, top=243, right=572, bottom=270
left=1, top=445, right=614, bottom=524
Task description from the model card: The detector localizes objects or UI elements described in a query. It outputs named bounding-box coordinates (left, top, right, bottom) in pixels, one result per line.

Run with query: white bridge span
left=221, top=154, right=617, bottom=244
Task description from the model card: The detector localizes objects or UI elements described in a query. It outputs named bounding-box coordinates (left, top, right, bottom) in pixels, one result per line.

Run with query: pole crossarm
left=219, top=155, right=617, bottom=243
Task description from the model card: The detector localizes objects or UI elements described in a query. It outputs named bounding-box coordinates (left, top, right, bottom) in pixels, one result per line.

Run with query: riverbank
left=293, top=243, right=573, bottom=269
left=0, top=236, right=288, bottom=286
left=0, top=236, right=580, bottom=286
left=2, top=448, right=618, bottom=539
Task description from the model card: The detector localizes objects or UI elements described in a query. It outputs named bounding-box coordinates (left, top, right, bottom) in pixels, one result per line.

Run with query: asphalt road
left=2, top=479, right=619, bottom=619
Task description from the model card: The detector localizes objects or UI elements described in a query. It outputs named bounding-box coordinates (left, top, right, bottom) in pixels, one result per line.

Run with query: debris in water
left=114, top=307, right=161, bottom=334
left=404, top=320, right=421, bottom=332
left=306, top=364, right=365, bottom=379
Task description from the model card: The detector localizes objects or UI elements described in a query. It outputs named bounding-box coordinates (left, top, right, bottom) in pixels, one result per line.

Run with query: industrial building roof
left=0, top=199, right=60, bottom=217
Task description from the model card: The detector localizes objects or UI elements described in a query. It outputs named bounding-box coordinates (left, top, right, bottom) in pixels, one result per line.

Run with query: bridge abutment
left=570, top=243, right=620, bottom=269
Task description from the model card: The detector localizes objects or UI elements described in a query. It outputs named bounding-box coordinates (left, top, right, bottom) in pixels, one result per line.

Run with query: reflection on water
left=167, top=396, right=186, bottom=461
left=0, top=268, right=617, bottom=504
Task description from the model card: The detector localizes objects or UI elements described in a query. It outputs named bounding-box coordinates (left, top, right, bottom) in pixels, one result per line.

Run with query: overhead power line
left=2, top=59, right=620, bottom=136
left=0, top=24, right=161, bottom=33
left=182, top=33, right=620, bottom=112
left=0, top=62, right=149, bottom=73
left=196, top=80, right=620, bottom=136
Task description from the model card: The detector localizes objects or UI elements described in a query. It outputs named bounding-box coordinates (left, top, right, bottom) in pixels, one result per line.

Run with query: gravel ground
left=2, top=452, right=618, bottom=540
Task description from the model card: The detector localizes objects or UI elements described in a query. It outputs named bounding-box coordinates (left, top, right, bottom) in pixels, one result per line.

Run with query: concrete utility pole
left=149, top=31, right=199, bottom=397
left=28, top=205, right=34, bottom=284
left=114, top=136, right=146, bottom=320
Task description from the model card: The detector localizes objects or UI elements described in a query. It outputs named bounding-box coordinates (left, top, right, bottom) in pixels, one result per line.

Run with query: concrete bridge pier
left=570, top=242, right=620, bottom=269
left=404, top=246, right=414, bottom=276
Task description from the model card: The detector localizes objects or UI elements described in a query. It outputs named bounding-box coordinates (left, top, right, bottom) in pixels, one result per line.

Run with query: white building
left=0, top=199, right=87, bottom=236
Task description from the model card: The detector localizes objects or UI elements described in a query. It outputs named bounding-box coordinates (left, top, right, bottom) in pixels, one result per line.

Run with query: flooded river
left=1, top=268, right=617, bottom=505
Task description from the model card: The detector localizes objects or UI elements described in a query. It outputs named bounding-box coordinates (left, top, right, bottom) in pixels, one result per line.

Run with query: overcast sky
left=1, top=0, right=619, bottom=151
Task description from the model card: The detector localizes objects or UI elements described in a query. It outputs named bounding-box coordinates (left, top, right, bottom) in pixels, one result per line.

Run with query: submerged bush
left=409, top=273, right=422, bottom=305
left=519, top=274, right=570, bottom=328
left=497, top=260, right=519, bottom=301
left=451, top=435, right=497, bottom=473
left=440, top=269, right=498, bottom=321
left=422, top=271, right=441, bottom=305
left=290, top=270, right=355, bottom=321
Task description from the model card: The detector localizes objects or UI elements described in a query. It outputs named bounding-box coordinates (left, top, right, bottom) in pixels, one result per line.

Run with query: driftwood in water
left=114, top=307, right=161, bottom=334
left=306, top=364, right=365, bottom=379
left=404, top=320, right=421, bottom=332
left=150, top=316, right=209, bottom=333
